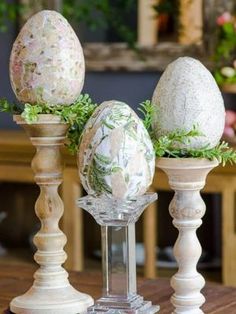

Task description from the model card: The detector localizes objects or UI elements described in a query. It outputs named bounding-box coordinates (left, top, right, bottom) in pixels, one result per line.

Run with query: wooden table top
left=0, top=264, right=236, bottom=314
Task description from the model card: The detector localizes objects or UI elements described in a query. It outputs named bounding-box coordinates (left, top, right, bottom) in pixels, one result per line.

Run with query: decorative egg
left=152, top=57, right=225, bottom=149
left=78, top=101, right=155, bottom=199
left=9, top=10, right=85, bottom=105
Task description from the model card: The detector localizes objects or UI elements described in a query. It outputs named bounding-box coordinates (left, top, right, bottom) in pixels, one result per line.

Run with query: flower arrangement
left=213, top=11, right=236, bottom=88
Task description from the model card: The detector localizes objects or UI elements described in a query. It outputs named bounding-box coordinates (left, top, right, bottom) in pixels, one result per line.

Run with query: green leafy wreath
left=0, top=95, right=97, bottom=154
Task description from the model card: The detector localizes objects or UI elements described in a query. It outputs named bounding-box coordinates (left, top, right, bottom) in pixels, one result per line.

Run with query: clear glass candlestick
left=78, top=193, right=160, bottom=314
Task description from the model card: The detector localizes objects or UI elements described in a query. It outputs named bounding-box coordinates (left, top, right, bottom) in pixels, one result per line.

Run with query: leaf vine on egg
left=138, top=100, right=236, bottom=166
left=0, top=94, right=98, bottom=155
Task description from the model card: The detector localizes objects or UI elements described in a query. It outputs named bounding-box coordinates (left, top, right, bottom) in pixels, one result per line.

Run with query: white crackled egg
left=78, top=101, right=155, bottom=199
left=9, top=10, right=85, bottom=105
left=152, top=57, right=225, bottom=149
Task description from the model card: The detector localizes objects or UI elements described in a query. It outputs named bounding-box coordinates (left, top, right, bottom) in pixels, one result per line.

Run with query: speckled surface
left=9, top=10, right=85, bottom=105
left=78, top=101, right=155, bottom=199
left=152, top=57, right=225, bottom=149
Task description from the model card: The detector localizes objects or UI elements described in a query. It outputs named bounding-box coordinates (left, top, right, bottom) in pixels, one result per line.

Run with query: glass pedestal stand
left=78, top=193, right=160, bottom=314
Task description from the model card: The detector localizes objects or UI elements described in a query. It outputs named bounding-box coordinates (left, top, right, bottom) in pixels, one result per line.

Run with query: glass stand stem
left=102, top=224, right=136, bottom=300
left=88, top=223, right=159, bottom=313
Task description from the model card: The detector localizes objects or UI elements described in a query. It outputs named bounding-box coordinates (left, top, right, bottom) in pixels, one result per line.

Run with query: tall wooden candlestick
left=10, top=115, right=93, bottom=314
left=156, top=158, right=218, bottom=314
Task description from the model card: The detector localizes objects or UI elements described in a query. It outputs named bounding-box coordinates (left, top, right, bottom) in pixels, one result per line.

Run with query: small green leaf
left=111, top=166, right=122, bottom=173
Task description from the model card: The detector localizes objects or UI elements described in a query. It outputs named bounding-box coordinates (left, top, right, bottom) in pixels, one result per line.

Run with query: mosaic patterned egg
left=78, top=101, right=155, bottom=199
left=152, top=57, right=225, bottom=149
left=9, top=10, right=85, bottom=105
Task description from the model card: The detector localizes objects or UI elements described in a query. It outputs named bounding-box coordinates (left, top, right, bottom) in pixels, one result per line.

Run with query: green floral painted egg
left=78, top=101, right=155, bottom=199
left=9, top=10, right=85, bottom=105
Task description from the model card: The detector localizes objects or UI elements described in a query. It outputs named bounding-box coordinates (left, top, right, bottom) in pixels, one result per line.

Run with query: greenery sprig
left=152, top=126, right=203, bottom=158
left=0, top=99, right=13, bottom=113
left=0, top=95, right=97, bottom=154
left=138, top=100, right=154, bottom=133
left=138, top=100, right=236, bottom=166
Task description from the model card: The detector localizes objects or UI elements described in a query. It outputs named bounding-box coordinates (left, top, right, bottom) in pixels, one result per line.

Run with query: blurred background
left=0, top=0, right=236, bottom=286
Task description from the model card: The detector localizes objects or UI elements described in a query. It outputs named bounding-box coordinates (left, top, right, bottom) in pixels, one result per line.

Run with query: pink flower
left=217, top=12, right=232, bottom=26
left=224, top=126, right=235, bottom=138
left=225, top=110, right=236, bottom=127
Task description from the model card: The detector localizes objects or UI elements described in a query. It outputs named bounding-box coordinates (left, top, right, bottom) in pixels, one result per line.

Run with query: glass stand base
left=87, top=295, right=160, bottom=313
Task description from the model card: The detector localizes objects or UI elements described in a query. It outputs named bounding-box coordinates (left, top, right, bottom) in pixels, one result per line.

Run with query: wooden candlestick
left=10, top=115, right=93, bottom=314
left=156, top=158, right=218, bottom=314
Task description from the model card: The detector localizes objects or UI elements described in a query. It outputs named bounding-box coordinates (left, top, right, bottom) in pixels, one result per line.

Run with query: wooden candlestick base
left=156, top=158, right=218, bottom=314
left=10, top=115, right=93, bottom=314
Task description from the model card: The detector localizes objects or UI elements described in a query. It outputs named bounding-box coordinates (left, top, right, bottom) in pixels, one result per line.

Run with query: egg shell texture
left=10, top=10, right=85, bottom=105
left=78, top=101, right=155, bottom=199
left=152, top=57, right=225, bottom=149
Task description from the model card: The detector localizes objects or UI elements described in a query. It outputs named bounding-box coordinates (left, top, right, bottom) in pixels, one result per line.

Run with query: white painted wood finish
left=156, top=158, right=218, bottom=314
left=10, top=115, right=93, bottom=314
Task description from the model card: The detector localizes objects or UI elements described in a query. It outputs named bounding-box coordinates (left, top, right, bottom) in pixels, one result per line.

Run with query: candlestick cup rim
left=156, top=157, right=219, bottom=169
